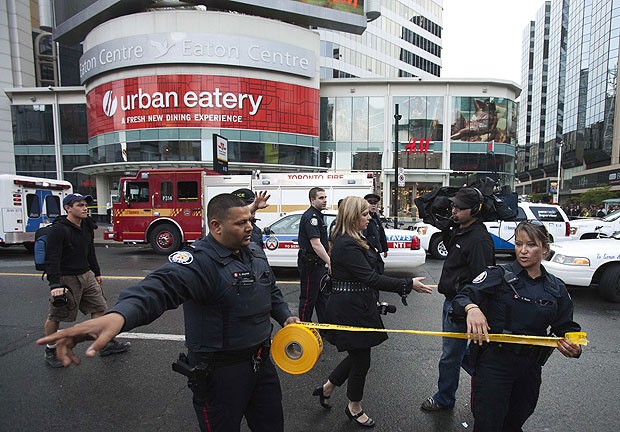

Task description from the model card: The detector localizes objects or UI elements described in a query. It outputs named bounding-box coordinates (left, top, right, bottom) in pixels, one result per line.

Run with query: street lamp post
left=393, top=104, right=402, bottom=228
left=556, top=140, right=563, bottom=204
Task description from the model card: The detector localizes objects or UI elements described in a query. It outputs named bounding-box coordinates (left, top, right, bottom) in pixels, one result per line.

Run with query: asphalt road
left=1, top=245, right=619, bottom=432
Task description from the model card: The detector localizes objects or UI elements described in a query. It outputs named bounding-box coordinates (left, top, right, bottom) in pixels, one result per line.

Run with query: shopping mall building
left=4, top=1, right=519, bottom=219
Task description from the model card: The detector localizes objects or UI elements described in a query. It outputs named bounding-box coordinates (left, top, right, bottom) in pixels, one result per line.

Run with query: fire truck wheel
left=150, top=224, right=182, bottom=255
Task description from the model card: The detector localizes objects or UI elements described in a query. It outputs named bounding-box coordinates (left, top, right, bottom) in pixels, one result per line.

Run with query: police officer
left=297, top=187, right=330, bottom=322
left=37, top=194, right=300, bottom=432
left=452, top=221, right=582, bottom=432
left=421, top=187, right=495, bottom=412
left=363, top=193, right=389, bottom=274
left=232, top=188, right=268, bottom=248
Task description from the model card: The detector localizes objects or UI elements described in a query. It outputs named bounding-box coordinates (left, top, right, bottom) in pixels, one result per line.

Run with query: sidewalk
left=94, top=222, right=123, bottom=246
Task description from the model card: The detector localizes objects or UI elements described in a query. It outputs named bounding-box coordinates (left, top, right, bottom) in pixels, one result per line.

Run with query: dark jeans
left=432, top=298, right=469, bottom=407
left=189, top=354, right=284, bottom=432
left=297, top=258, right=329, bottom=322
left=472, top=346, right=542, bottom=432
left=328, top=348, right=372, bottom=402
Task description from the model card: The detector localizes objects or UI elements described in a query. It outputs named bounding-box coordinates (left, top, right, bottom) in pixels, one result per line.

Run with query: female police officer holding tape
left=452, top=221, right=582, bottom=432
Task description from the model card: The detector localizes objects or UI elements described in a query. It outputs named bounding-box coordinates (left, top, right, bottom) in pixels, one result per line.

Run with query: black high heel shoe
left=345, top=405, right=375, bottom=428
left=312, top=385, right=331, bottom=409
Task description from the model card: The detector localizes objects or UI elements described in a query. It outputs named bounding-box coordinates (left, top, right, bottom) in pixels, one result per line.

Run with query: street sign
left=398, top=167, right=405, bottom=187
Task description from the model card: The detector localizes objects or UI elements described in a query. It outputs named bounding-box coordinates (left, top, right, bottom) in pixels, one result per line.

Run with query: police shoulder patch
left=472, top=271, right=487, bottom=284
left=310, top=217, right=318, bottom=226
left=169, top=250, right=194, bottom=265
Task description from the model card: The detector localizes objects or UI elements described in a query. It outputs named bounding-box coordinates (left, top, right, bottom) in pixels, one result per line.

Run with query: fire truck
left=107, top=168, right=375, bottom=254
left=0, top=174, right=73, bottom=250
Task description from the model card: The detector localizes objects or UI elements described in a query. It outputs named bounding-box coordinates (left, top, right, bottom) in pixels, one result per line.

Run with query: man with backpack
left=42, top=193, right=130, bottom=368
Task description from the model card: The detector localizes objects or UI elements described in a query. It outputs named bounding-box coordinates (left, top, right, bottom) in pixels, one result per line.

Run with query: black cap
left=231, top=188, right=255, bottom=204
left=449, top=188, right=481, bottom=210
left=364, top=193, right=381, bottom=203
left=63, top=193, right=93, bottom=207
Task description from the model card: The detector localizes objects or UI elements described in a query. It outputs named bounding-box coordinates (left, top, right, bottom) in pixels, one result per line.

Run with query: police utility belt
left=299, top=249, right=322, bottom=264
left=487, top=341, right=554, bottom=366
left=331, top=280, right=370, bottom=293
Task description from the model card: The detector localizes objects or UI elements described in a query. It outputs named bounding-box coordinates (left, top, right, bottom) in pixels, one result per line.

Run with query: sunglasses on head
left=517, top=219, right=548, bottom=233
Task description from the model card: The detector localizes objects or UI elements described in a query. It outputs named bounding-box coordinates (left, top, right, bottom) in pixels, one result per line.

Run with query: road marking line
left=118, top=332, right=185, bottom=341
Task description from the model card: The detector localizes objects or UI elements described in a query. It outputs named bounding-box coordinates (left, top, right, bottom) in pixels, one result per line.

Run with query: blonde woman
left=312, top=196, right=432, bottom=428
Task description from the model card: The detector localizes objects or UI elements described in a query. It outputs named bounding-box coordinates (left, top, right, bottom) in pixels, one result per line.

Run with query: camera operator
left=43, top=194, right=130, bottom=368
left=420, top=187, right=495, bottom=412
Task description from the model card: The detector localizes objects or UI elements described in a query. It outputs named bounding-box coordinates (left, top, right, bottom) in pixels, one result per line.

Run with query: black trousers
left=328, top=348, right=372, bottom=402
left=472, top=346, right=542, bottom=432
left=297, top=258, right=328, bottom=322
left=188, top=354, right=284, bottom=432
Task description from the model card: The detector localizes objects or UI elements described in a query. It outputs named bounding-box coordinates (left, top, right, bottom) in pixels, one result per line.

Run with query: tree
left=578, top=185, right=619, bottom=205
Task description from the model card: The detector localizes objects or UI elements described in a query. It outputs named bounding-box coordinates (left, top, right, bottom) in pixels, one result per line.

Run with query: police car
left=544, top=231, right=620, bottom=302
left=414, top=203, right=571, bottom=259
left=261, top=210, right=425, bottom=273
left=569, top=209, right=620, bottom=239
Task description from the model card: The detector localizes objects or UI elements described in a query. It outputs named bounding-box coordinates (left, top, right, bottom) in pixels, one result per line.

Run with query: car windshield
left=602, top=209, right=620, bottom=222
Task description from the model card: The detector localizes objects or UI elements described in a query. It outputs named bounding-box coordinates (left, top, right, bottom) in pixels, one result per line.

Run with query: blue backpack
left=34, top=224, right=71, bottom=273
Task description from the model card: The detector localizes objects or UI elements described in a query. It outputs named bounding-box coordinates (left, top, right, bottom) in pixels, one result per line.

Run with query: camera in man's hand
left=377, top=301, right=396, bottom=315
left=51, top=289, right=69, bottom=307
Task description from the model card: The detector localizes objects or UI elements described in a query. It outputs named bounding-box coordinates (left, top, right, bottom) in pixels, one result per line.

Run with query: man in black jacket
left=421, top=187, right=495, bottom=411
left=43, top=193, right=130, bottom=368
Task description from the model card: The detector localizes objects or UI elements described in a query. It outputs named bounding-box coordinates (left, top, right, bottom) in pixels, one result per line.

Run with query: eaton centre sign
left=79, top=33, right=315, bottom=83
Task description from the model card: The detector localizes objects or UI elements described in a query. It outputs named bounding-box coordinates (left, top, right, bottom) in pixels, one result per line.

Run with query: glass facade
left=12, top=103, right=96, bottom=197
left=319, top=0, right=442, bottom=79
left=518, top=0, right=620, bottom=200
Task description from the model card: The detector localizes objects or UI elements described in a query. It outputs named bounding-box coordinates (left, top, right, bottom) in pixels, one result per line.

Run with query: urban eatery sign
left=87, top=75, right=319, bottom=139
left=79, top=33, right=315, bottom=83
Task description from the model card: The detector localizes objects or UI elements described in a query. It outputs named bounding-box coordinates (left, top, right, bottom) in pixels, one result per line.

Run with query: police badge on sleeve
left=310, top=217, right=318, bottom=226
left=472, top=271, right=487, bottom=284
left=169, top=251, right=194, bottom=265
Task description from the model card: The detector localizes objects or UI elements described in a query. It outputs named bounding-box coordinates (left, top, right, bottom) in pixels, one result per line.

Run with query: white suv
left=414, top=202, right=571, bottom=259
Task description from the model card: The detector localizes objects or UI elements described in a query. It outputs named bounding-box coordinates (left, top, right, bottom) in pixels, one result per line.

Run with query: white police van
left=414, top=203, right=571, bottom=259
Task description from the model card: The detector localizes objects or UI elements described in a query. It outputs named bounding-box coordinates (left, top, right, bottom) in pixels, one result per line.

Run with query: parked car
left=414, top=202, right=571, bottom=259
left=544, top=231, right=620, bottom=302
left=262, top=210, right=425, bottom=273
left=569, top=209, right=620, bottom=239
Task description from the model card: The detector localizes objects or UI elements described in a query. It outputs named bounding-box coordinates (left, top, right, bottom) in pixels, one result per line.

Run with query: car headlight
left=416, top=226, right=428, bottom=235
left=551, top=254, right=590, bottom=266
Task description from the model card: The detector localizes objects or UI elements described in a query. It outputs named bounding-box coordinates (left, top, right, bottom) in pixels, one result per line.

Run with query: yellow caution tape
left=271, top=323, right=588, bottom=375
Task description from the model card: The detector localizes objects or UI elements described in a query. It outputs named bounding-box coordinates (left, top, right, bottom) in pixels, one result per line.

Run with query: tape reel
left=271, top=324, right=323, bottom=375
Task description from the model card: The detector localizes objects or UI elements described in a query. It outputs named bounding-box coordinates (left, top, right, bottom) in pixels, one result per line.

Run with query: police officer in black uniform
left=363, top=193, right=389, bottom=274
left=232, top=188, right=267, bottom=248
left=297, top=187, right=330, bottom=322
left=37, top=194, right=300, bottom=432
left=452, top=221, right=582, bottom=432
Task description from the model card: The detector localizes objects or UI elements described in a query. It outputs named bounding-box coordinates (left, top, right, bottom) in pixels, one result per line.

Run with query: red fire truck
left=106, top=168, right=374, bottom=254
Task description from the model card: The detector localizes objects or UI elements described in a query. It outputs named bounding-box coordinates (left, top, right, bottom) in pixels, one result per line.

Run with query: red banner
left=87, top=75, right=319, bottom=138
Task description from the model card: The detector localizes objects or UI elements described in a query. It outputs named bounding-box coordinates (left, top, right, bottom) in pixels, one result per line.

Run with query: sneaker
left=420, top=397, right=452, bottom=412
left=45, top=347, right=64, bottom=368
left=99, top=340, right=131, bottom=357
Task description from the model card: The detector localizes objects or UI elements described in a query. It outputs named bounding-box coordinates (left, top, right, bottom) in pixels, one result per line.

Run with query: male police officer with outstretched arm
left=38, top=194, right=300, bottom=432
left=297, top=187, right=330, bottom=322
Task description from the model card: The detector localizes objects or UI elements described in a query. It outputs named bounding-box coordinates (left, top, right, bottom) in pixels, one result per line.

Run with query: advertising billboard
left=54, top=0, right=366, bottom=45
left=86, top=75, right=319, bottom=138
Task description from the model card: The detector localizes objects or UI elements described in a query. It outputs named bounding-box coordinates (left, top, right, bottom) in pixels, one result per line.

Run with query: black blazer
left=327, top=234, right=411, bottom=351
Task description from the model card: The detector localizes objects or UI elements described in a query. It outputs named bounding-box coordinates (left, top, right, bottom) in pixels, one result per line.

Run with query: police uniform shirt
left=452, top=262, right=581, bottom=337
left=250, top=222, right=264, bottom=248
left=298, top=207, right=329, bottom=255
left=110, top=234, right=292, bottom=352
left=363, top=213, right=388, bottom=253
